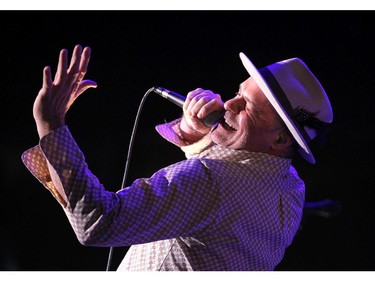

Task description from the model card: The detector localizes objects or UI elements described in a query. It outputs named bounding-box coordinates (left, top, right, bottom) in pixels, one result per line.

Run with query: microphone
left=153, top=86, right=224, bottom=127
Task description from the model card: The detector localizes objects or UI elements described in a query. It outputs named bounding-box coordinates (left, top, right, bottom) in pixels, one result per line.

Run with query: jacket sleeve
left=21, top=125, right=219, bottom=247
left=155, top=118, right=214, bottom=158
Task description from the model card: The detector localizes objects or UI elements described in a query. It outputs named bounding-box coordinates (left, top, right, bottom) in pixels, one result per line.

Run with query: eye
left=246, top=103, right=254, bottom=115
left=247, top=101, right=262, bottom=117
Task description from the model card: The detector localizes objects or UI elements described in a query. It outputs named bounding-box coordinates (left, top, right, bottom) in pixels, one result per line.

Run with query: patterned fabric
left=22, top=120, right=305, bottom=271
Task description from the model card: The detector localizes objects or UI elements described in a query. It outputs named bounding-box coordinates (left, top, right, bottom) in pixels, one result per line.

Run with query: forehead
left=240, top=77, right=282, bottom=121
left=239, top=77, right=268, bottom=103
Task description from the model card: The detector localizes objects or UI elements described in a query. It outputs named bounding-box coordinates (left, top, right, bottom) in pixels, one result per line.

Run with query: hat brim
left=239, top=52, right=315, bottom=164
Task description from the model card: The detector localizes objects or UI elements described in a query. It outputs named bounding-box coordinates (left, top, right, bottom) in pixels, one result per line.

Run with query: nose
left=224, top=96, right=245, bottom=114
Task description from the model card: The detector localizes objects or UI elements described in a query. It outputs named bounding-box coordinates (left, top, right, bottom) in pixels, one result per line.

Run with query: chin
left=211, top=127, right=235, bottom=148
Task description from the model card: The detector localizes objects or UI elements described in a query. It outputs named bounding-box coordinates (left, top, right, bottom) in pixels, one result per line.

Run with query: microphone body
left=153, top=86, right=224, bottom=127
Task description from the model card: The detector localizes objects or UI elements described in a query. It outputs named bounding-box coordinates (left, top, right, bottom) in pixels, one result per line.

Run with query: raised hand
left=33, top=45, right=97, bottom=138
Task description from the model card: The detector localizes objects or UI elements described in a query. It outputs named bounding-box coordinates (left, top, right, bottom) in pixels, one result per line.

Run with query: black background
left=1, top=10, right=374, bottom=271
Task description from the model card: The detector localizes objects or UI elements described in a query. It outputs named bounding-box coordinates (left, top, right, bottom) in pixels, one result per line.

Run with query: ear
left=271, top=131, right=294, bottom=151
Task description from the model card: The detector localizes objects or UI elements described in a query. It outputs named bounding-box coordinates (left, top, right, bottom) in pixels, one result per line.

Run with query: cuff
left=21, top=126, right=75, bottom=207
left=155, top=118, right=213, bottom=158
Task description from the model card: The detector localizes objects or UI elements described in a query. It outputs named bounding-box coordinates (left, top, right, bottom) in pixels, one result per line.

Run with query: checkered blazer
left=22, top=119, right=305, bottom=271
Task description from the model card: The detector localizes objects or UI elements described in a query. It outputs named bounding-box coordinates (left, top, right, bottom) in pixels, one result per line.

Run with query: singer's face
left=211, top=77, right=284, bottom=153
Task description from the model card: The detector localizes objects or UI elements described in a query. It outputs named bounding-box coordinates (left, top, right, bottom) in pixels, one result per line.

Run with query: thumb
left=75, top=79, right=98, bottom=97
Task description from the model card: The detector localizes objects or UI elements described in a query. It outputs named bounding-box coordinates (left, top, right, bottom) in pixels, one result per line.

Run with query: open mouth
left=221, top=117, right=237, bottom=131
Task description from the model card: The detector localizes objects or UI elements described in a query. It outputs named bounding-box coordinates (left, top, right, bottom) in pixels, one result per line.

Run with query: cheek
left=236, top=128, right=258, bottom=150
left=236, top=119, right=274, bottom=151
left=230, top=121, right=256, bottom=149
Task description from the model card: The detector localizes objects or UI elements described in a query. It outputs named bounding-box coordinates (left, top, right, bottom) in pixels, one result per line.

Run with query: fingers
left=75, top=80, right=98, bottom=97
left=67, top=45, right=83, bottom=74
left=184, top=88, right=204, bottom=117
left=79, top=46, right=91, bottom=75
left=49, top=45, right=92, bottom=99
left=50, top=45, right=90, bottom=90
left=68, top=45, right=91, bottom=78
left=42, top=66, right=52, bottom=91
left=66, top=45, right=85, bottom=87
left=184, top=88, right=223, bottom=120
left=40, top=45, right=95, bottom=115
left=53, top=48, right=68, bottom=84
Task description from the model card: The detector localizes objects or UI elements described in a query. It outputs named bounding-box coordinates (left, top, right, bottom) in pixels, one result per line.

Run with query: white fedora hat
left=239, top=52, right=333, bottom=164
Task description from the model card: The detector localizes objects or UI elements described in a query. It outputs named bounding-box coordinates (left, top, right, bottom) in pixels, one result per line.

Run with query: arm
left=24, top=47, right=222, bottom=245
left=31, top=45, right=97, bottom=202
left=23, top=123, right=219, bottom=246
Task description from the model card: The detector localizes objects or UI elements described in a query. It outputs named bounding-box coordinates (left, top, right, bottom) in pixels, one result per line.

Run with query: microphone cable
left=105, top=87, right=156, bottom=271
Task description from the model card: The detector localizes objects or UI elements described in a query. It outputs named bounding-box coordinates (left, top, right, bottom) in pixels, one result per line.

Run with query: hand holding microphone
left=153, top=87, right=224, bottom=126
left=153, top=87, right=225, bottom=142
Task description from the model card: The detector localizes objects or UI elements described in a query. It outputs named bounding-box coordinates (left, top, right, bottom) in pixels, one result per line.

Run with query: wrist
left=35, top=118, right=65, bottom=139
left=180, top=117, right=207, bottom=143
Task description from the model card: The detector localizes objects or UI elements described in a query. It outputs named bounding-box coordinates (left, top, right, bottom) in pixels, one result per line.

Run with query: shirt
left=22, top=119, right=305, bottom=271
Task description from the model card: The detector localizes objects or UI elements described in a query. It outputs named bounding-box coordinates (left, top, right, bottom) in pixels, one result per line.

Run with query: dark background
left=0, top=10, right=374, bottom=271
